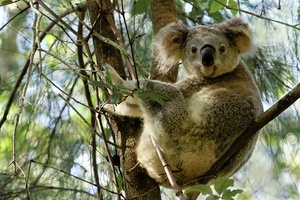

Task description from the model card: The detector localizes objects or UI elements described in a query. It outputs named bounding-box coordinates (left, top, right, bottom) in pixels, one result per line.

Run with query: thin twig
left=105, top=13, right=135, bottom=79
left=29, top=160, right=120, bottom=195
left=30, top=77, right=79, bottom=188
left=215, top=0, right=300, bottom=30
left=119, top=0, right=140, bottom=86
left=36, top=0, right=79, bottom=36
left=1, top=185, right=98, bottom=199
left=9, top=0, right=40, bottom=176
left=150, top=136, right=186, bottom=200
left=41, top=73, right=94, bottom=110
left=77, top=10, right=103, bottom=198
left=0, top=2, right=87, bottom=129
left=96, top=112, right=122, bottom=200
left=58, top=94, right=93, bottom=130
left=0, top=5, right=30, bottom=31
left=38, top=49, right=89, bottom=79
left=77, top=12, right=147, bottom=77
left=57, top=93, right=117, bottom=147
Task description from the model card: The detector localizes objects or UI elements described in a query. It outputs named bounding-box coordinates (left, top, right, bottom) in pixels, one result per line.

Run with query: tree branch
left=77, top=10, right=103, bottom=199
left=215, top=0, right=300, bottom=30
left=86, top=1, right=161, bottom=199
left=150, top=0, right=179, bottom=83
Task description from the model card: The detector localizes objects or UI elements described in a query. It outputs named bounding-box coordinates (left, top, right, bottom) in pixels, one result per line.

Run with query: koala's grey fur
left=104, top=18, right=263, bottom=187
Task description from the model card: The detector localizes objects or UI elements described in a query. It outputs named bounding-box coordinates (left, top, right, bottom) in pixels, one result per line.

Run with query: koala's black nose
left=201, top=45, right=215, bottom=67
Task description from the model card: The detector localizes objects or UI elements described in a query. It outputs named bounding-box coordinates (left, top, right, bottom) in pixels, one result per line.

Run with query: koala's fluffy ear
left=219, top=18, right=254, bottom=54
left=153, top=22, right=189, bottom=72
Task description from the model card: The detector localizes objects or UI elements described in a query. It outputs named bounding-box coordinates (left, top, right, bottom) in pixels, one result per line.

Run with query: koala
left=104, top=18, right=263, bottom=188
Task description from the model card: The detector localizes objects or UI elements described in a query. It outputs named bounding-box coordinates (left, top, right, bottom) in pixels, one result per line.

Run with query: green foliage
left=90, top=79, right=171, bottom=106
left=210, top=0, right=238, bottom=17
left=90, top=69, right=170, bottom=106
left=137, top=82, right=171, bottom=105
left=0, top=0, right=12, bottom=6
left=117, top=173, right=123, bottom=190
left=210, top=0, right=227, bottom=14
left=134, top=0, right=150, bottom=15
left=185, top=177, right=243, bottom=200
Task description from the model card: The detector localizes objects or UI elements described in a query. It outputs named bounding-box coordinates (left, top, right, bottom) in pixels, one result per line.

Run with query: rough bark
left=86, top=0, right=125, bottom=77
left=150, top=0, right=178, bottom=34
left=112, top=116, right=161, bottom=200
left=86, top=0, right=160, bottom=199
left=150, top=0, right=179, bottom=83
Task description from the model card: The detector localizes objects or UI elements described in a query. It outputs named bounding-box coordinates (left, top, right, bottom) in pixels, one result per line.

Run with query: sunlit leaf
left=222, top=189, right=243, bottom=199
left=206, top=196, right=216, bottom=200
left=210, top=0, right=226, bottom=13
left=117, top=173, right=123, bottom=190
left=89, top=80, right=109, bottom=89
left=134, top=0, right=150, bottom=14
left=228, top=0, right=238, bottom=16
left=0, top=0, right=13, bottom=6
left=114, top=84, right=132, bottom=96
left=184, top=184, right=213, bottom=196
left=214, top=177, right=234, bottom=195
left=106, top=69, right=113, bottom=86
left=112, top=92, right=123, bottom=105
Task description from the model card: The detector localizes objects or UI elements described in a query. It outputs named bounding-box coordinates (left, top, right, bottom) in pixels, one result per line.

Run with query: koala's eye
left=219, top=46, right=226, bottom=53
left=191, top=46, right=198, bottom=53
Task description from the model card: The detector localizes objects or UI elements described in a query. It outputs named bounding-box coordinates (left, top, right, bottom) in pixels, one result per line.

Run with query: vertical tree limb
left=150, top=0, right=179, bottom=83
left=77, top=10, right=103, bottom=199
left=86, top=0, right=161, bottom=199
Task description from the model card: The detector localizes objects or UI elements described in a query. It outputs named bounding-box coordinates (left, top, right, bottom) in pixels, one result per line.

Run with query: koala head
left=153, top=18, right=253, bottom=78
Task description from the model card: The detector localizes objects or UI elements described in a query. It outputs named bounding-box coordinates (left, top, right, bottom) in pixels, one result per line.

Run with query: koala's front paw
left=102, top=102, right=143, bottom=118
left=102, top=64, right=124, bottom=85
left=102, top=103, right=116, bottom=113
left=103, top=64, right=140, bottom=90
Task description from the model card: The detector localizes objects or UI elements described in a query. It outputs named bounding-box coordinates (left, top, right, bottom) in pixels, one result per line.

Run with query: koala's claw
left=102, top=64, right=124, bottom=85
left=102, top=103, right=116, bottom=114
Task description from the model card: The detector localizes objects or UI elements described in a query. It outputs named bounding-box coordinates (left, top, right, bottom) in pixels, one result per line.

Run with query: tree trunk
left=86, top=0, right=161, bottom=199
left=112, top=116, right=161, bottom=199
left=150, top=0, right=179, bottom=83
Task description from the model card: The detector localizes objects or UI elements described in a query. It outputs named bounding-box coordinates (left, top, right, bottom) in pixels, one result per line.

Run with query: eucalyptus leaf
left=214, top=177, right=234, bottom=195
left=0, top=0, right=13, bottom=6
left=137, top=92, right=150, bottom=101
left=106, top=69, right=113, bottom=86
left=206, top=195, right=216, bottom=200
left=222, top=189, right=243, bottom=199
left=89, top=80, right=109, bottom=89
left=115, top=84, right=133, bottom=96
left=112, top=92, right=123, bottom=105
left=117, top=173, right=123, bottom=190
left=228, top=0, right=238, bottom=16
left=134, top=0, right=150, bottom=15
left=209, top=0, right=226, bottom=13
left=184, top=184, right=213, bottom=196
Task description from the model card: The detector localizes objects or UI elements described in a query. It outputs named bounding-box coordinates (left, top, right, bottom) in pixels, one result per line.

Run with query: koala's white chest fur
left=186, top=86, right=212, bottom=124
